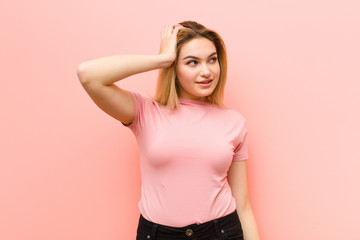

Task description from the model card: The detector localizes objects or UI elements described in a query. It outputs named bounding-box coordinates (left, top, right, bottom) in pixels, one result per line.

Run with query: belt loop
left=151, top=223, right=158, bottom=239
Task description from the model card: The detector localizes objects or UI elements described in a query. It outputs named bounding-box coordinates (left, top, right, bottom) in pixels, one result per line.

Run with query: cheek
left=177, top=67, right=196, bottom=83
left=212, top=64, right=221, bottom=80
left=214, top=63, right=221, bottom=74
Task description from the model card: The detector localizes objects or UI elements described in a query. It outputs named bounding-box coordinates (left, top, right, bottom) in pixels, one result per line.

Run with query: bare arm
left=228, top=161, right=261, bottom=240
left=76, top=24, right=184, bottom=125
left=77, top=54, right=172, bottom=86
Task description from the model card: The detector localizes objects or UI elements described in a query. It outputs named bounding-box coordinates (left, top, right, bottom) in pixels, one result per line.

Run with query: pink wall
left=1, top=0, right=359, bottom=239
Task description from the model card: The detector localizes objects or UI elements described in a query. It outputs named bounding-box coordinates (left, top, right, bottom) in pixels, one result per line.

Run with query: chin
left=195, top=92, right=214, bottom=99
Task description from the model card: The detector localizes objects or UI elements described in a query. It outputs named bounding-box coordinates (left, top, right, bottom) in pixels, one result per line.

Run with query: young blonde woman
left=77, top=21, right=260, bottom=240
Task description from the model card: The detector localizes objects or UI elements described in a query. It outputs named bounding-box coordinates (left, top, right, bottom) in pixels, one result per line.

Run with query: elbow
left=77, top=62, right=90, bottom=85
left=235, top=196, right=251, bottom=213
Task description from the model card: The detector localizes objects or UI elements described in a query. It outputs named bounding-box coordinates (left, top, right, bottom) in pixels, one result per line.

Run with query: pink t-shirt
left=122, top=90, right=249, bottom=227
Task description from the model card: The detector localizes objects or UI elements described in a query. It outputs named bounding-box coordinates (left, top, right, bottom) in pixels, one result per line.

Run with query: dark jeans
left=136, top=209, right=244, bottom=240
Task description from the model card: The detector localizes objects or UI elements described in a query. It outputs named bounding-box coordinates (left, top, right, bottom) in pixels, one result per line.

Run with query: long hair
left=153, top=21, right=228, bottom=110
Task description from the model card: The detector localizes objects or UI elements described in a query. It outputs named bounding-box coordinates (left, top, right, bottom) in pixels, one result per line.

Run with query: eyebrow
left=182, top=52, right=217, bottom=60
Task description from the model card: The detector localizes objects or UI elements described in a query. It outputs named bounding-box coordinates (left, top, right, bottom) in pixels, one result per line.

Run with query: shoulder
left=221, top=107, right=247, bottom=123
left=128, top=90, right=159, bottom=107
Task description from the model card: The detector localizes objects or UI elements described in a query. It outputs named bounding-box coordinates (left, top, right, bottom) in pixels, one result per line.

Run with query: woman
left=77, top=21, right=260, bottom=240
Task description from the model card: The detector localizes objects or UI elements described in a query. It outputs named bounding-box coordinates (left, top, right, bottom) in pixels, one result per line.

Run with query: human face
left=175, top=37, right=220, bottom=101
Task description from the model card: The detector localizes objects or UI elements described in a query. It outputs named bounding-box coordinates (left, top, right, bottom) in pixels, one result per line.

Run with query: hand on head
left=159, top=24, right=185, bottom=67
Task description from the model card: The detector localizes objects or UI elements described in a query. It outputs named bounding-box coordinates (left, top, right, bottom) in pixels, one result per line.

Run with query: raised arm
left=76, top=24, right=183, bottom=125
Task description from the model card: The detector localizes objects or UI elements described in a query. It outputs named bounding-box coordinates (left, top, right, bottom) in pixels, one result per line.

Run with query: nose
left=200, top=63, right=211, bottom=77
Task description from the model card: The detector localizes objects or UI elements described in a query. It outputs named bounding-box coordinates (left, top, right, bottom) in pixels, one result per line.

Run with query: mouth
left=196, top=79, right=213, bottom=87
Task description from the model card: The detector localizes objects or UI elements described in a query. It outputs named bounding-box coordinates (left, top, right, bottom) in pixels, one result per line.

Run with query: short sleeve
left=232, top=126, right=249, bottom=161
left=121, top=90, right=149, bottom=136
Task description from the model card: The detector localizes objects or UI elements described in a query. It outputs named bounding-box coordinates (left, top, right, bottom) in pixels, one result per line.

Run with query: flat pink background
left=1, top=0, right=359, bottom=239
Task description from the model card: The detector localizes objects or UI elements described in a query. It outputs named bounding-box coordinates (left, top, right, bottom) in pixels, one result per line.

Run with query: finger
left=173, top=24, right=184, bottom=30
left=172, top=25, right=185, bottom=35
left=163, top=24, right=181, bottom=37
left=173, top=24, right=183, bottom=28
left=161, top=25, right=168, bottom=37
left=173, top=25, right=185, bottom=31
left=167, top=24, right=177, bottom=32
left=162, top=25, right=171, bottom=37
left=163, top=24, right=173, bottom=37
left=168, top=24, right=175, bottom=31
left=171, top=24, right=182, bottom=32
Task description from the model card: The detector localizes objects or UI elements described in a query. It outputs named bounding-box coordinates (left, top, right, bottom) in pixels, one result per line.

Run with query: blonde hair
left=153, top=21, right=229, bottom=110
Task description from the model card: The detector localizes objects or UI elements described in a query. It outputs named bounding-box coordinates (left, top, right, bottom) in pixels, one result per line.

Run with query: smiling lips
left=196, top=79, right=213, bottom=87
left=196, top=79, right=213, bottom=83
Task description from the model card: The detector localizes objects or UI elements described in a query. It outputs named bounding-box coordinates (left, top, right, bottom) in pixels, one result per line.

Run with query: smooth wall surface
left=1, top=0, right=359, bottom=239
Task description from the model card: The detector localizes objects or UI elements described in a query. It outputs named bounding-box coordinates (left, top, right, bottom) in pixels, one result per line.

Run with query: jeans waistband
left=137, top=209, right=240, bottom=239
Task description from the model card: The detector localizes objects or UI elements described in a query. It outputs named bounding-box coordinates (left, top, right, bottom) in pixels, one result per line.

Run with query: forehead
left=179, top=37, right=216, bottom=58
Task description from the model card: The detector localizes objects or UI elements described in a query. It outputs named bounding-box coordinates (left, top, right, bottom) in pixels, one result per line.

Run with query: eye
left=187, top=60, right=198, bottom=66
left=209, top=57, right=217, bottom=63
